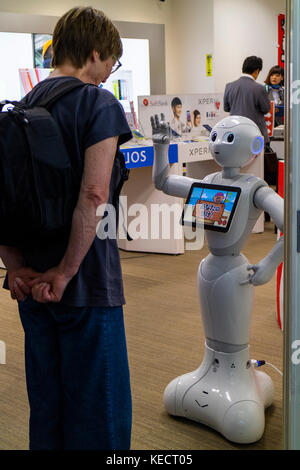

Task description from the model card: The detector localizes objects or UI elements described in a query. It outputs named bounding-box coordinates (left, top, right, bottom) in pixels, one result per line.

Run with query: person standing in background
left=264, top=65, right=284, bottom=127
left=224, top=56, right=271, bottom=150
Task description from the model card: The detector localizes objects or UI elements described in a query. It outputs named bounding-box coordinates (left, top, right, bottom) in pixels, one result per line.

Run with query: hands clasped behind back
left=29, top=267, right=73, bottom=303
left=10, top=266, right=73, bottom=303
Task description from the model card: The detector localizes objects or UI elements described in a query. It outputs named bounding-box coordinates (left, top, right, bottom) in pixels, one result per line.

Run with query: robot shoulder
left=202, top=172, right=222, bottom=184
left=239, top=172, right=265, bottom=183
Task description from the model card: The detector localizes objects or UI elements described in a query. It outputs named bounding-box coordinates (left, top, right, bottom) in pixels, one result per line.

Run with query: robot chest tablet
left=182, top=182, right=241, bottom=233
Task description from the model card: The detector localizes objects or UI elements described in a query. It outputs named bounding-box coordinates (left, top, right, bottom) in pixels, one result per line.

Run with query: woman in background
left=264, top=65, right=284, bottom=127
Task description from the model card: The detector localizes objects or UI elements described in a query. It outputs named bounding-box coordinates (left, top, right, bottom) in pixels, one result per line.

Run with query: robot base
left=163, top=344, right=274, bottom=444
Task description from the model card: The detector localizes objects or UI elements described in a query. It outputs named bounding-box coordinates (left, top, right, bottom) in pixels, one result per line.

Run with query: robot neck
left=222, top=167, right=240, bottom=179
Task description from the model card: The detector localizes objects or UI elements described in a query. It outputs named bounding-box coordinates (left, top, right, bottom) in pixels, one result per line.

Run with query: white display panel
left=0, top=32, right=33, bottom=101
left=0, top=33, right=150, bottom=122
left=102, top=38, right=150, bottom=119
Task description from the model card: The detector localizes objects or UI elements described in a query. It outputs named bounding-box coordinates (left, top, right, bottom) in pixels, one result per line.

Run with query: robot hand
left=151, top=114, right=172, bottom=191
left=151, top=113, right=171, bottom=146
left=240, top=235, right=284, bottom=286
left=241, top=260, right=276, bottom=286
left=151, top=113, right=197, bottom=196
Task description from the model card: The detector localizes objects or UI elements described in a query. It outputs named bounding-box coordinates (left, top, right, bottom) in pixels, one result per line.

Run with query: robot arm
left=243, top=236, right=284, bottom=286
left=254, top=186, right=284, bottom=232
left=242, top=186, right=284, bottom=286
left=151, top=114, right=197, bottom=198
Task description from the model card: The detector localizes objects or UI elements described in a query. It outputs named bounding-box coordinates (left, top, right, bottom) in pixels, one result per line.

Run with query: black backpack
left=0, top=79, right=129, bottom=247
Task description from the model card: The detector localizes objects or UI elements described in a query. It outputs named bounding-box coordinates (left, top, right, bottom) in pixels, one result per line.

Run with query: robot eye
left=211, top=132, right=217, bottom=142
left=227, top=133, right=234, bottom=143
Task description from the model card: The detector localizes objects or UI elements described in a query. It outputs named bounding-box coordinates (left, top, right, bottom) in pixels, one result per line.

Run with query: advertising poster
left=19, top=68, right=51, bottom=97
left=138, top=93, right=226, bottom=141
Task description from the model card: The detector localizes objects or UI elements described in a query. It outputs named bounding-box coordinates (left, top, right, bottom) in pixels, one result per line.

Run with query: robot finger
left=240, top=265, right=256, bottom=284
left=247, top=264, right=257, bottom=272
left=161, top=113, right=165, bottom=122
left=150, top=116, right=156, bottom=130
left=155, top=114, right=160, bottom=128
left=240, top=276, right=252, bottom=285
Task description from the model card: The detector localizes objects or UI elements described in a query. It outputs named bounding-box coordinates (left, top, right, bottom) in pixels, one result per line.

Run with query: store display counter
left=118, top=139, right=264, bottom=254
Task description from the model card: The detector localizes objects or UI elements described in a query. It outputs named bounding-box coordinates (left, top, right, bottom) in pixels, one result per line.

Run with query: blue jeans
left=18, top=298, right=132, bottom=450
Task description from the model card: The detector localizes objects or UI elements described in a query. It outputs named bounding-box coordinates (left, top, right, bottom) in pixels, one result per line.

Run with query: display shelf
left=118, top=140, right=264, bottom=254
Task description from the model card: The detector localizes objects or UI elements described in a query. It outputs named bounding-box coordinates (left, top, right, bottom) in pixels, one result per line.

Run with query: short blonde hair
left=52, top=7, right=122, bottom=68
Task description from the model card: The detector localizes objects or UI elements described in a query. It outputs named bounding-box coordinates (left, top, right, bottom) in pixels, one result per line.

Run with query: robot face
left=209, top=116, right=264, bottom=168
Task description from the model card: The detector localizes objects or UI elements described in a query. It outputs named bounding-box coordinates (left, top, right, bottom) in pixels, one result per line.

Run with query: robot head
left=209, top=116, right=264, bottom=168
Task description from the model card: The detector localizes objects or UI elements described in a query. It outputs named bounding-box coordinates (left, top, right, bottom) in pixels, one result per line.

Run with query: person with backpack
left=0, top=7, right=132, bottom=450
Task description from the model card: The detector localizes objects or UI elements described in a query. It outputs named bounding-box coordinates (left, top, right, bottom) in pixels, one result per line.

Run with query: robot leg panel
left=164, top=344, right=272, bottom=443
left=254, top=369, right=274, bottom=408
left=163, top=346, right=215, bottom=417
left=222, top=401, right=265, bottom=444
left=198, top=254, right=254, bottom=347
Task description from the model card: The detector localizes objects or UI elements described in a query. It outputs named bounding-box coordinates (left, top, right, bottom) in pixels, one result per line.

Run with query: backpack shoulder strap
left=112, top=150, right=130, bottom=207
left=22, top=78, right=89, bottom=109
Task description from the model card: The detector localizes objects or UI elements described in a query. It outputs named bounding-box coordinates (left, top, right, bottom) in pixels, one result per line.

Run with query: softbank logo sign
left=142, top=98, right=168, bottom=107
left=0, top=340, right=6, bottom=364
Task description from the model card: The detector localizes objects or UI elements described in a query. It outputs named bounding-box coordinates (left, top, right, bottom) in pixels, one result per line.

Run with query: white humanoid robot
left=151, top=114, right=284, bottom=444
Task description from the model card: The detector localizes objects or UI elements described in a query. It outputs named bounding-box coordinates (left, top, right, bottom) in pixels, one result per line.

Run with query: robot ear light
left=251, top=136, right=264, bottom=155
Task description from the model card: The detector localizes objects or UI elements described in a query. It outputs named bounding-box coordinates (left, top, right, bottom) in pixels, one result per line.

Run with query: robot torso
left=201, top=171, right=267, bottom=256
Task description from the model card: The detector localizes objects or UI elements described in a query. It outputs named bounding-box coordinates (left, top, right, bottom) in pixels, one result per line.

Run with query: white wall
left=0, top=0, right=214, bottom=96
left=0, top=0, right=286, bottom=97
left=103, top=38, right=151, bottom=116
left=0, top=0, right=175, bottom=95
left=213, top=0, right=286, bottom=93
left=0, top=0, right=171, bottom=23
left=0, top=32, right=33, bottom=100
left=166, top=0, right=215, bottom=95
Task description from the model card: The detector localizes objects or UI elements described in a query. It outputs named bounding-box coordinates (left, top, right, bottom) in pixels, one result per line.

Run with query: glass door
left=284, top=0, right=300, bottom=450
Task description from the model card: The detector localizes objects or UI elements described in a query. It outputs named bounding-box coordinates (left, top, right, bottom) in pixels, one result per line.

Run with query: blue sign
left=120, top=144, right=178, bottom=169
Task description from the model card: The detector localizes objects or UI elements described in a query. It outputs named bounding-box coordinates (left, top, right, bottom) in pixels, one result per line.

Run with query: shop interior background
left=0, top=0, right=285, bottom=98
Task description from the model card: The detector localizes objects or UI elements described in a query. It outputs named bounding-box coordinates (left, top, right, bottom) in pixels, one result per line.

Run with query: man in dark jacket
left=224, top=56, right=271, bottom=146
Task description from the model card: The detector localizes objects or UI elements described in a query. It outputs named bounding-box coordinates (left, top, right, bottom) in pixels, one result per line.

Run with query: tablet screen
left=182, top=183, right=241, bottom=232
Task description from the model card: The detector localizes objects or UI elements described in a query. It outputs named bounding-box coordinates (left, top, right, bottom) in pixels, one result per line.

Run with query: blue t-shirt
left=7, top=76, right=132, bottom=307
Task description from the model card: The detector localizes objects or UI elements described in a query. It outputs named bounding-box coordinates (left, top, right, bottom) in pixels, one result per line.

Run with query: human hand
left=7, top=267, right=42, bottom=302
left=151, top=114, right=171, bottom=145
left=29, top=267, right=73, bottom=303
